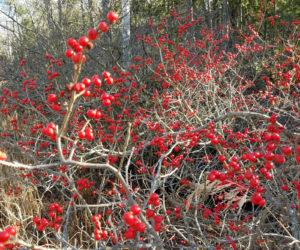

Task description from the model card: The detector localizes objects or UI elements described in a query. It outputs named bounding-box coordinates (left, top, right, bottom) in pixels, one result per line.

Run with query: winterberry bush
left=0, top=3, right=299, bottom=249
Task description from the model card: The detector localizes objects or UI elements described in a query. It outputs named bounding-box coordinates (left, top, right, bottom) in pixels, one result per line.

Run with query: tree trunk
left=80, top=0, right=85, bottom=30
left=102, top=0, right=109, bottom=13
left=88, top=0, right=94, bottom=27
left=201, top=0, right=212, bottom=29
left=186, top=0, right=194, bottom=41
left=122, top=0, right=130, bottom=69
left=43, top=0, right=54, bottom=38
left=222, top=0, right=228, bottom=34
left=58, top=0, right=62, bottom=27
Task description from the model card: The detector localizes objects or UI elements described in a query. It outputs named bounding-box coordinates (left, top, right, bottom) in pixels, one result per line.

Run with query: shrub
left=0, top=4, right=299, bottom=250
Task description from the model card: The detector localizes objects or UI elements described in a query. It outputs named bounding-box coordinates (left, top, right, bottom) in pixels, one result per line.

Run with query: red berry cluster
left=65, top=12, right=119, bottom=64
left=78, top=127, right=94, bottom=141
left=100, top=92, right=115, bottom=107
left=145, top=208, right=164, bottom=232
left=76, top=178, right=95, bottom=191
left=32, top=203, right=63, bottom=231
left=41, top=123, right=56, bottom=141
left=92, top=214, right=116, bottom=243
left=0, top=226, right=17, bottom=249
left=147, top=192, right=160, bottom=207
left=123, top=205, right=146, bottom=239
left=86, top=109, right=102, bottom=119
left=251, top=192, right=266, bottom=207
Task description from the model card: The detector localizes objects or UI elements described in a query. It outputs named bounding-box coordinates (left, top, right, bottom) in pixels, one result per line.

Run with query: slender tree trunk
left=102, top=0, right=109, bottom=13
left=222, top=0, right=228, bottom=34
left=88, top=0, right=94, bottom=27
left=80, top=0, right=85, bottom=30
left=240, top=2, right=243, bottom=29
left=201, top=0, right=212, bottom=29
left=186, top=0, right=194, bottom=41
left=43, top=0, right=54, bottom=39
left=58, top=0, right=62, bottom=27
left=122, top=0, right=130, bottom=69
left=187, top=0, right=192, bottom=12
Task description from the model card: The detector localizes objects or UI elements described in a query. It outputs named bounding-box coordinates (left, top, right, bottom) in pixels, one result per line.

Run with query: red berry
left=47, top=93, right=57, bottom=103
left=296, top=145, right=300, bottom=154
left=82, top=78, right=91, bottom=87
left=56, top=206, right=63, bottom=213
left=154, top=223, right=162, bottom=232
left=87, top=29, right=98, bottom=40
left=150, top=192, right=159, bottom=201
left=250, top=178, right=259, bottom=188
left=92, top=214, right=102, bottom=222
left=296, top=154, right=300, bottom=163
left=49, top=211, right=56, bottom=218
left=48, top=123, right=56, bottom=130
left=46, top=127, right=55, bottom=137
left=274, top=154, right=285, bottom=164
left=98, top=22, right=109, bottom=32
left=72, top=53, right=86, bottom=64
left=102, top=71, right=111, bottom=79
left=107, top=11, right=119, bottom=23
left=55, top=216, right=62, bottom=223
left=102, top=230, right=108, bottom=240
left=265, top=172, right=272, bottom=179
left=5, top=227, right=16, bottom=236
left=67, top=38, right=77, bottom=47
left=49, top=204, right=56, bottom=211
left=218, top=155, right=226, bottom=162
left=106, top=76, right=114, bottom=85
left=32, top=217, right=41, bottom=224
left=135, top=222, right=146, bottom=232
left=145, top=209, right=155, bottom=218
left=78, top=36, right=89, bottom=46
left=94, top=233, right=102, bottom=240
left=41, top=218, right=48, bottom=226
left=83, top=89, right=91, bottom=97
left=264, top=151, right=274, bottom=161
left=92, top=75, right=102, bottom=87
left=65, top=49, right=74, bottom=58
left=87, top=109, right=97, bottom=118
left=0, top=231, right=10, bottom=242
left=271, top=133, right=280, bottom=141
left=73, top=44, right=83, bottom=52
left=123, top=212, right=136, bottom=226
left=264, top=133, right=272, bottom=141
left=258, top=198, right=266, bottom=207
left=231, top=156, right=238, bottom=162
left=154, top=215, right=163, bottom=224
left=208, top=172, right=216, bottom=182
left=95, top=110, right=102, bottom=119
left=102, top=99, right=111, bottom=107
left=153, top=199, right=160, bottom=207
left=124, top=227, right=136, bottom=239
left=244, top=169, right=252, bottom=180
left=248, top=153, right=257, bottom=162
left=260, top=167, right=267, bottom=174
left=265, top=161, right=274, bottom=170
left=130, top=205, right=141, bottom=215
left=251, top=192, right=262, bottom=205
left=101, top=92, right=110, bottom=100
left=72, top=83, right=85, bottom=92
left=282, top=146, right=292, bottom=155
